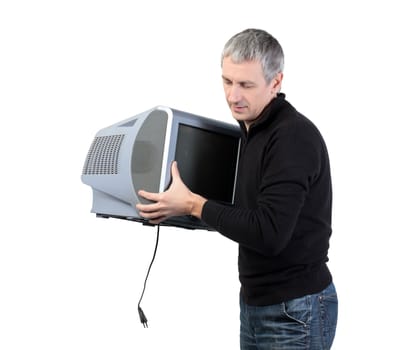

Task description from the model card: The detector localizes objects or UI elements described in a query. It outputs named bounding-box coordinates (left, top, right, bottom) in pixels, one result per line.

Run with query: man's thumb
left=171, top=161, right=181, bottom=180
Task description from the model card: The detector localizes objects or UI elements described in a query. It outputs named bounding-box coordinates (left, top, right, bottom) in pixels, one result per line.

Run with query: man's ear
left=272, top=72, right=284, bottom=93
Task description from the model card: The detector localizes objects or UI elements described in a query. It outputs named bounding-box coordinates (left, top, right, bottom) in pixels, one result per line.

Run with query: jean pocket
left=282, top=295, right=311, bottom=327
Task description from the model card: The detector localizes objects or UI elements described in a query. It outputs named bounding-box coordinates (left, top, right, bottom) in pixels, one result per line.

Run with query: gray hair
left=221, top=28, right=284, bottom=84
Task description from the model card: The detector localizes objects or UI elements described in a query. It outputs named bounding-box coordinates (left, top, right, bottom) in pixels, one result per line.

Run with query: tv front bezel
left=160, top=108, right=241, bottom=206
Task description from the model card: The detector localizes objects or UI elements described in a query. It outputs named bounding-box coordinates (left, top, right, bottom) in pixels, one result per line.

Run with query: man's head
left=221, top=29, right=284, bottom=129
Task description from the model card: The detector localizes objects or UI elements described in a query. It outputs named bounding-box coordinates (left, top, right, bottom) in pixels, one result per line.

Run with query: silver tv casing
left=81, top=105, right=240, bottom=230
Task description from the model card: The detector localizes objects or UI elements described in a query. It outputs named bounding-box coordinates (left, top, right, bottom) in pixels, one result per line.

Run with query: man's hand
left=136, top=161, right=207, bottom=225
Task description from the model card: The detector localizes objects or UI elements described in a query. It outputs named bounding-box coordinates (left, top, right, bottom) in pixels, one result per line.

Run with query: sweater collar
left=239, top=93, right=286, bottom=136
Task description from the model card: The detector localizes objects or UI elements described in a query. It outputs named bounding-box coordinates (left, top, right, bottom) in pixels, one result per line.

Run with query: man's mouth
left=232, top=105, right=247, bottom=113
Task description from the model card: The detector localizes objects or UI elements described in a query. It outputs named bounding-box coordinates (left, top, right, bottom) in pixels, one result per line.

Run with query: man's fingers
left=148, top=216, right=167, bottom=225
left=136, top=162, right=185, bottom=222
left=138, top=190, right=160, bottom=202
left=136, top=201, right=158, bottom=213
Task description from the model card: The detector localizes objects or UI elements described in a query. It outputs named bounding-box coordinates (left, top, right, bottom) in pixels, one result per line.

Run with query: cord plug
left=138, top=306, right=148, bottom=328
left=137, top=225, right=160, bottom=328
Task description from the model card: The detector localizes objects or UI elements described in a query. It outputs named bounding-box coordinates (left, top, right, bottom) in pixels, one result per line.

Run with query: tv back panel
left=81, top=106, right=241, bottom=230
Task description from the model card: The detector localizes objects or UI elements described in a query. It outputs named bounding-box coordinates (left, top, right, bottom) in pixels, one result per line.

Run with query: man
left=137, top=28, right=338, bottom=349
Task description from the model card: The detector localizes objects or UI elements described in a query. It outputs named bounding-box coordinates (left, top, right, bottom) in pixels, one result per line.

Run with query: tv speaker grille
left=82, top=134, right=125, bottom=175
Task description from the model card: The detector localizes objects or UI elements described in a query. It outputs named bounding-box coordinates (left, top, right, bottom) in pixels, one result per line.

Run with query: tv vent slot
left=82, top=134, right=125, bottom=175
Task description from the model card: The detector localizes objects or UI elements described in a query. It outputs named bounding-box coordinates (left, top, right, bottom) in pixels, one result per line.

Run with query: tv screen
left=175, top=124, right=239, bottom=204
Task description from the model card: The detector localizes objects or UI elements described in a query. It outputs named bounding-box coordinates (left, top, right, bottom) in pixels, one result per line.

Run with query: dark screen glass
left=175, top=124, right=239, bottom=203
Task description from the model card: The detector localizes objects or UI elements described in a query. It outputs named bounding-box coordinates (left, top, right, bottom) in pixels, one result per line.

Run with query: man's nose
left=227, top=86, right=241, bottom=103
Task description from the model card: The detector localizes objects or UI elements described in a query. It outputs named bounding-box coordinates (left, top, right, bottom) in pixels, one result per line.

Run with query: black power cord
left=137, top=224, right=160, bottom=328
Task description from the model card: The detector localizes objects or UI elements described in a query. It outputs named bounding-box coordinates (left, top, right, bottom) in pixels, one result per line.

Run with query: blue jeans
left=240, top=282, right=338, bottom=350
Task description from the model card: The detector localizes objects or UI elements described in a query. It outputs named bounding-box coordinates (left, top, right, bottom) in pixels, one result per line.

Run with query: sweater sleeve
left=201, top=119, right=321, bottom=257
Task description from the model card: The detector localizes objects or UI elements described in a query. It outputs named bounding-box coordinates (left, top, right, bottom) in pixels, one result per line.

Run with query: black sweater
left=202, top=94, right=333, bottom=306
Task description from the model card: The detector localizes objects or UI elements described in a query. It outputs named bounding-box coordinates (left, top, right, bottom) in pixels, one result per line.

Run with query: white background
left=1, top=0, right=412, bottom=349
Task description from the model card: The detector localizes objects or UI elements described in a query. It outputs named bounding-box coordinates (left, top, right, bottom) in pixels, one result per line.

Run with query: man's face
left=222, top=56, right=282, bottom=130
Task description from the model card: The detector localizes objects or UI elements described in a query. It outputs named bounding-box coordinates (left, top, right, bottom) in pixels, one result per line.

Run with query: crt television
left=81, top=106, right=241, bottom=230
